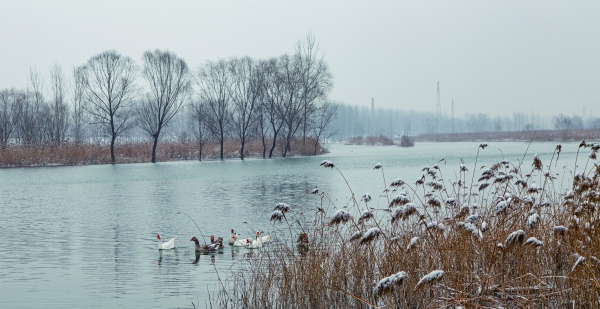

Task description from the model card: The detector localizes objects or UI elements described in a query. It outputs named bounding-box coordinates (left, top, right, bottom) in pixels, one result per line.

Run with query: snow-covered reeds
left=360, top=227, right=381, bottom=244
left=213, top=143, right=600, bottom=309
left=328, top=209, right=352, bottom=226
left=373, top=271, right=407, bottom=296
left=414, top=270, right=444, bottom=290
left=390, top=203, right=418, bottom=223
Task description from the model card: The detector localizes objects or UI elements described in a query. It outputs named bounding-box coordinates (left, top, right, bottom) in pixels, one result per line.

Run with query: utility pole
left=436, top=82, right=441, bottom=133
left=451, top=100, right=454, bottom=133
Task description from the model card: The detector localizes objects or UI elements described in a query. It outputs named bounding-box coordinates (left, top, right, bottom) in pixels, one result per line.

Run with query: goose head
left=190, top=237, right=199, bottom=244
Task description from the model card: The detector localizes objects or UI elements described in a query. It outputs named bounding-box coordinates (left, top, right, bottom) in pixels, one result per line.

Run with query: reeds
left=212, top=142, right=600, bottom=308
left=0, top=137, right=327, bottom=167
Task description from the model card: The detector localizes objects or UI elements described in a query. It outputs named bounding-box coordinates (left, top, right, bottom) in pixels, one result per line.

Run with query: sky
left=1, top=1, right=599, bottom=118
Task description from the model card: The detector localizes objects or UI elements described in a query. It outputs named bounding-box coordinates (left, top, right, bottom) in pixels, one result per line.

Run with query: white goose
left=231, top=234, right=251, bottom=247
left=156, top=234, right=175, bottom=250
left=257, top=231, right=271, bottom=244
left=228, top=229, right=237, bottom=246
left=245, top=232, right=270, bottom=249
left=244, top=237, right=263, bottom=249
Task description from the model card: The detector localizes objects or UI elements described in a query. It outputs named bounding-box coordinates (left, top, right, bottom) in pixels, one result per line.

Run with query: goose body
left=244, top=238, right=263, bottom=249
left=257, top=232, right=271, bottom=244
left=228, top=229, right=239, bottom=245
left=232, top=235, right=251, bottom=247
left=157, top=234, right=175, bottom=250
left=190, top=236, right=224, bottom=252
left=245, top=231, right=269, bottom=249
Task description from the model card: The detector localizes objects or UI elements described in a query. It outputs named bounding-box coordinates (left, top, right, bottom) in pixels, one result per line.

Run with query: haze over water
left=0, top=142, right=584, bottom=308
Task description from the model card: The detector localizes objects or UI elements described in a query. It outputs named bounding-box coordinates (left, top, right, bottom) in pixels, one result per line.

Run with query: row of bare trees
left=191, top=36, right=334, bottom=161
left=0, top=67, right=70, bottom=147
left=0, top=34, right=338, bottom=163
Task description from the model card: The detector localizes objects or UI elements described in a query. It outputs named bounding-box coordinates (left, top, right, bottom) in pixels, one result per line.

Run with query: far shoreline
left=0, top=138, right=329, bottom=169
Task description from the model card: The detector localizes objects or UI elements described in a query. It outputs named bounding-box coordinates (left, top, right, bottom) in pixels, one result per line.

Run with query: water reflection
left=158, top=250, right=175, bottom=266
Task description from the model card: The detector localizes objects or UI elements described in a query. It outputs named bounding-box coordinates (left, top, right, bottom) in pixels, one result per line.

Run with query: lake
left=0, top=141, right=587, bottom=308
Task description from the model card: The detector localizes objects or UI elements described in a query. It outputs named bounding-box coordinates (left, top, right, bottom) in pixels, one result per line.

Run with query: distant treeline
left=415, top=129, right=600, bottom=143
left=330, top=104, right=600, bottom=140
left=0, top=34, right=337, bottom=163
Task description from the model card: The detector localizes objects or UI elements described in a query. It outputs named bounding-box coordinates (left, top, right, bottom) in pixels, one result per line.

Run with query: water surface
left=0, top=142, right=586, bottom=308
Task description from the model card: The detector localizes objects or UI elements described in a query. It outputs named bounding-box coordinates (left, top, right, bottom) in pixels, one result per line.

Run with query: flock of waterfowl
left=157, top=229, right=311, bottom=253
left=156, top=230, right=272, bottom=252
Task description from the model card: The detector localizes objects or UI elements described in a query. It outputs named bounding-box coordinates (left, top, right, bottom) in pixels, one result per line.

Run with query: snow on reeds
left=390, top=203, right=418, bottom=223
left=373, top=271, right=407, bottom=296
left=504, top=230, right=526, bottom=248
left=414, top=270, right=444, bottom=290
left=390, top=178, right=405, bottom=187
left=213, top=142, right=600, bottom=309
left=360, top=227, right=381, bottom=244
left=320, top=160, right=335, bottom=168
left=270, top=210, right=284, bottom=222
left=406, top=236, right=419, bottom=251
left=273, top=202, right=291, bottom=213
left=456, top=221, right=483, bottom=241
left=524, top=237, right=543, bottom=247
left=328, top=209, right=352, bottom=226
left=389, top=194, right=410, bottom=207
left=358, top=209, right=373, bottom=224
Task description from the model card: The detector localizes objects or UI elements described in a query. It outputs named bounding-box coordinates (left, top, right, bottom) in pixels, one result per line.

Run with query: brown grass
left=348, top=135, right=396, bottom=146
left=0, top=137, right=328, bottom=167
left=213, top=142, right=600, bottom=308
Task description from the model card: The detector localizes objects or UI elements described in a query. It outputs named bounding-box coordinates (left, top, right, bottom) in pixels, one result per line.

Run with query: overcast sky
left=1, top=1, right=599, bottom=118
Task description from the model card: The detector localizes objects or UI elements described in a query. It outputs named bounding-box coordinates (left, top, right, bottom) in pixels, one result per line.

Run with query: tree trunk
left=220, top=132, right=224, bottom=160
left=261, top=136, right=266, bottom=158
left=198, top=142, right=202, bottom=161
left=240, top=140, right=245, bottom=160
left=110, top=134, right=116, bottom=164
left=268, top=131, right=278, bottom=158
left=314, top=138, right=319, bottom=155
left=151, top=134, right=159, bottom=163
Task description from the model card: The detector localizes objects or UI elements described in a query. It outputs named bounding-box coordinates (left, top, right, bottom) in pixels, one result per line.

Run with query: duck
left=157, top=234, right=175, bottom=250
left=296, top=233, right=309, bottom=246
left=190, top=236, right=222, bottom=252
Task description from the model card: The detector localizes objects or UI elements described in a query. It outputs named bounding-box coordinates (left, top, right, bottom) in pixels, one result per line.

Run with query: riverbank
left=0, top=137, right=328, bottom=168
left=414, top=129, right=600, bottom=143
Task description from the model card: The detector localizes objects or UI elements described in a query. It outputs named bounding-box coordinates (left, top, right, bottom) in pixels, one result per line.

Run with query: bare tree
left=261, top=58, right=288, bottom=158
left=254, top=99, right=271, bottom=158
left=310, top=100, right=337, bottom=155
left=19, top=68, right=46, bottom=145
left=196, top=59, right=231, bottom=160
left=587, top=117, right=600, bottom=130
left=49, top=64, right=70, bottom=144
left=138, top=49, right=191, bottom=163
left=552, top=114, right=572, bottom=131
left=80, top=50, right=138, bottom=164
left=71, top=66, right=88, bottom=143
left=0, top=89, right=24, bottom=147
left=295, top=33, right=333, bottom=151
left=279, top=54, right=304, bottom=157
left=229, top=57, right=263, bottom=160
left=190, top=101, right=211, bottom=161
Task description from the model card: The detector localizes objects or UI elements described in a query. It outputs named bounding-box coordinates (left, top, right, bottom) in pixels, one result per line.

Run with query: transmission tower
left=451, top=100, right=454, bottom=133
left=436, top=82, right=441, bottom=133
